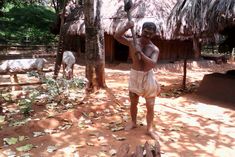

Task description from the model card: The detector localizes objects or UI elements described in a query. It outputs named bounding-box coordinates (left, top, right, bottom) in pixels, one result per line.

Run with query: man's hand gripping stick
left=124, top=0, right=141, bottom=60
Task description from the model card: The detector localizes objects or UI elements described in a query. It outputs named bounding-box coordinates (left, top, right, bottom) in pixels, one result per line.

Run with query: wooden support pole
left=0, top=69, right=53, bottom=75
left=0, top=54, right=56, bottom=61
left=54, top=0, right=69, bottom=79
left=182, top=59, right=187, bottom=89
left=0, top=82, right=43, bottom=88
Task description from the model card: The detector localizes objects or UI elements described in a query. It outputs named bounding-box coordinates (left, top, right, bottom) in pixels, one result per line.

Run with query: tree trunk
left=53, top=0, right=68, bottom=79
left=52, top=0, right=65, bottom=13
left=84, top=0, right=106, bottom=92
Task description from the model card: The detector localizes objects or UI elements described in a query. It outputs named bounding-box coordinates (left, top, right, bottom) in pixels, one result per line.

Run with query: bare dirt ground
left=0, top=60, right=235, bottom=157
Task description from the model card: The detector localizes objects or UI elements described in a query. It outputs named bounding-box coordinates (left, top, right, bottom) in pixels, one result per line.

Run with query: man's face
left=141, top=28, right=155, bottom=39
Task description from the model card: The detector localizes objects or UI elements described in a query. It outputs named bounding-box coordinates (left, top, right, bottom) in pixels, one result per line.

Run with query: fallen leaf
left=98, top=136, right=105, bottom=141
left=65, top=103, right=73, bottom=109
left=58, top=123, right=72, bottom=130
left=3, top=137, right=18, bottom=145
left=97, top=151, right=107, bottom=157
left=78, top=123, right=89, bottom=129
left=9, top=118, right=30, bottom=127
left=16, top=144, right=34, bottom=152
left=111, top=126, right=124, bottom=132
left=100, top=143, right=108, bottom=146
left=44, top=129, right=58, bottom=134
left=109, top=149, right=117, bottom=156
left=88, top=112, right=95, bottom=117
left=0, top=115, right=5, bottom=123
left=160, top=93, right=169, bottom=97
left=33, top=132, right=45, bottom=137
left=89, top=132, right=99, bottom=137
left=21, top=153, right=31, bottom=157
left=19, top=136, right=29, bottom=142
left=82, top=112, right=89, bottom=118
left=86, top=142, right=94, bottom=146
left=194, top=133, right=200, bottom=137
left=73, top=151, right=80, bottom=157
left=47, top=145, right=58, bottom=153
left=84, top=120, right=92, bottom=124
left=3, top=149, right=16, bottom=156
left=114, top=136, right=126, bottom=141
left=46, top=103, right=58, bottom=109
left=169, top=126, right=181, bottom=131
left=76, top=144, right=85, bottom=148
left=59, top=145, right=77, bottom=154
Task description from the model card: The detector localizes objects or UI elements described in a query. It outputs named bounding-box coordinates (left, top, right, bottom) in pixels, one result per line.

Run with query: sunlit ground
left=0, top=60, right=235, bottom=156
left=104, top=60, right=235, bottom=157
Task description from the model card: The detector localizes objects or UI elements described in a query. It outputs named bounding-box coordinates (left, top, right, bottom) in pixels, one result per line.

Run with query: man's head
left=141, top=22, right=156, bottom=39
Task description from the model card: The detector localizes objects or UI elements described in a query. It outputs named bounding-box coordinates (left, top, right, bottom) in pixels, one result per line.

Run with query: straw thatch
left=168, top=0, right=235, bottom=38
left=62, top=0, right=177, bottom=39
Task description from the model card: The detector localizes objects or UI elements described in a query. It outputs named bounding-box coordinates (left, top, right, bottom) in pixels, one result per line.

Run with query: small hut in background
left=167, top=0, right=235, bottom=55
left=167, top=0, right=235, bottom=91
left=53, top=0, right=197, bottom=63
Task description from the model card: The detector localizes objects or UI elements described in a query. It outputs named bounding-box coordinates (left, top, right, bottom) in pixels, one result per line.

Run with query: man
left=114, top=21, right=160, bottom=140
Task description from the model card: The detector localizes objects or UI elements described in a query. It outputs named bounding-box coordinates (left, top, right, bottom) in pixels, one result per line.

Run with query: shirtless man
left=114, top=21, right=160, bottom=140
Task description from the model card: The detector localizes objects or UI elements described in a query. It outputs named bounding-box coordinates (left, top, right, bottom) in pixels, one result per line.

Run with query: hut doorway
left=114, top=40, right=129, bottom=62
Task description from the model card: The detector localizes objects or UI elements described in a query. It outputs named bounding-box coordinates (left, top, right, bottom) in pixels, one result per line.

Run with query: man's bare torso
left=129, top=39, right=157, bottom=71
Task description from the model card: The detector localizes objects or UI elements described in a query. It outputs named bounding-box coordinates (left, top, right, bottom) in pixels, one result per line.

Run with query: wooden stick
left=124, top=0, right=141, bottom=60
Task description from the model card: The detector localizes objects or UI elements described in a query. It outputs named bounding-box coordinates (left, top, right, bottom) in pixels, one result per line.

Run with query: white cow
left=0, top=58, right=46, bottom=72
left=62, top=51, right=76, bottom=80
left=0, top=58, right=47, bottom=90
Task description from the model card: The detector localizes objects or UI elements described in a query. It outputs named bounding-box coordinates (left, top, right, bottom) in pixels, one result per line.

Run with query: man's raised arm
left=114, top=21, right=134, bottom=46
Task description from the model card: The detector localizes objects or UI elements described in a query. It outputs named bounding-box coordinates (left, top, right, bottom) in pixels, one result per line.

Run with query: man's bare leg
left=125, top=92, right=139, bottom=130
left=145, top=97, right=159, bottom=140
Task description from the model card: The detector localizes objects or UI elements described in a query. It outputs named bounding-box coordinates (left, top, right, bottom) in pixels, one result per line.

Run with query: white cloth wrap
left=128, top=69, right=160, bottom=98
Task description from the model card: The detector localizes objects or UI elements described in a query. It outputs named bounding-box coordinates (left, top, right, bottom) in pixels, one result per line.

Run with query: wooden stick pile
left=116, top=140, right=161, bottom=157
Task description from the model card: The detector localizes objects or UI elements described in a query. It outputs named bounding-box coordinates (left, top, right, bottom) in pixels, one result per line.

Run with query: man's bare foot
left=146, top=130, right=160, bottom=140
left=125, top=122, right=137, bottom=131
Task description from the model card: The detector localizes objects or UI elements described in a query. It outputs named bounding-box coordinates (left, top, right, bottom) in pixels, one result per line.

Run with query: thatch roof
left=167, top=0, right=235, bottom=39
left=62, top=0, right=177, bottom=39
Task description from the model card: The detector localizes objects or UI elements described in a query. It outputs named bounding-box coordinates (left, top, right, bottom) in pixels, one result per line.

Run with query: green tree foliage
left=1, top=0, right=23, bottom=11
left=0, top=4, right=57, bottom=44
left=1, top=0, right=45, bottom=10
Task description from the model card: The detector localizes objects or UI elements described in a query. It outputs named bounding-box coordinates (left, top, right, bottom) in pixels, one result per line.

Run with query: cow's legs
left=10, top=74, right=21, bottom=91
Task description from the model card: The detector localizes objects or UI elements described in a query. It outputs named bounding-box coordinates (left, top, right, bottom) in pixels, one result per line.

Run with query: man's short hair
left=142, top=22, right=156, bottom=32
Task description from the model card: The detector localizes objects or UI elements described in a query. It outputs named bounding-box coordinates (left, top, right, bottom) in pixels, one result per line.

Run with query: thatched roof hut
left=167, top=0, right=235, bottom=38
left=60, top=0, right=196, bottom=62
left=63, top=0, right=177, bottom=39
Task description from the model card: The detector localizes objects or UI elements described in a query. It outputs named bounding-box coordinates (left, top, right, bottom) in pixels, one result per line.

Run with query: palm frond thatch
left=62, top=0, right=177, bottom=39
left=168, top=0, right=235, bottom=38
